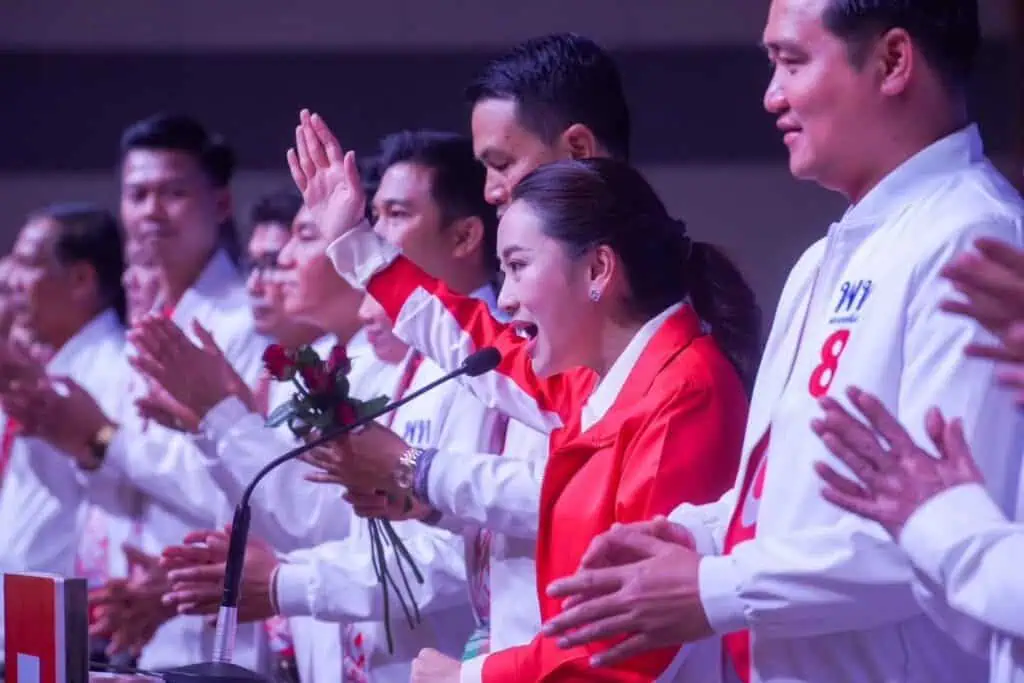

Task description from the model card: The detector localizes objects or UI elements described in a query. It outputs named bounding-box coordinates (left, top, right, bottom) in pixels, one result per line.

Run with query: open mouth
left=512, top=320, right=538, bottom=341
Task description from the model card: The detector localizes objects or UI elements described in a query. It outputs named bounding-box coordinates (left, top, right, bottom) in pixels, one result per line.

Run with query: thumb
left=648, top=516, right=695, bottom=548
left=191, top=320, right=221, bottom=354
left=123, top=543, right=157, bottom=570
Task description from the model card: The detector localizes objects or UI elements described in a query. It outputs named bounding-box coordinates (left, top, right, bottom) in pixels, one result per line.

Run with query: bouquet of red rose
left=261, top=341, right=424, bottom=652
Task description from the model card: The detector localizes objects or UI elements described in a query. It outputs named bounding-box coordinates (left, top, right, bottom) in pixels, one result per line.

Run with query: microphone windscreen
left=461, top=347, right=502, bottom=376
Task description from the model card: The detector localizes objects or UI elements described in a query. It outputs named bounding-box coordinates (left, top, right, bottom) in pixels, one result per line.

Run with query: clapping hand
left=129, top=316, right=255, bottom=420
left=811, top=386, right=983, bottom=538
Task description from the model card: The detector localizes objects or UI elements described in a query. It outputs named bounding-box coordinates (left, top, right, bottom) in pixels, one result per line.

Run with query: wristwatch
left=82, top=422, right=118, bottom=471
left=393, top=446, right=423, bottom=490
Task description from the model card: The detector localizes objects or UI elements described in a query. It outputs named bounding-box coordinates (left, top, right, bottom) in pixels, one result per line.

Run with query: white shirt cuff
left=697, top=554, right=748, bottom=634
left=200, top=395, right=253, bottom=443
left=460, top=653, right=486, bottom=683
left=898, top=482, right=1008, bottom=584
left=325, top=220, right=400, bottom=290
left=274, top=561, right=315, bottom=617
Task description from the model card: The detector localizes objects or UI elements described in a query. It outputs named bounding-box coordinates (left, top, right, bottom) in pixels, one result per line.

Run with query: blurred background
left=1, top=0, right=1020, bottom=314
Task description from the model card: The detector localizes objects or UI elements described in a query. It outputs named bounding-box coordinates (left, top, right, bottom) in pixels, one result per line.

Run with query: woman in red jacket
left=292, top=112, right=759, bottom=682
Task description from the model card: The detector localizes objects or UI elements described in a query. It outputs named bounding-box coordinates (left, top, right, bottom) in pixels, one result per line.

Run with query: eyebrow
left=762, top=39, right=803, bottom=53
left=500, top=245, right=527, bottom=260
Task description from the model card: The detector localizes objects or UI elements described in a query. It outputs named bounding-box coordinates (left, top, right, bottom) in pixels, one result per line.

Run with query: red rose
left=300, top=363, right=331, bottom=394
left=335, top=400, right=358, bottom=426
left=262, top=344, right=296, bottom=380
left=326, top=343, right=351, bottom=375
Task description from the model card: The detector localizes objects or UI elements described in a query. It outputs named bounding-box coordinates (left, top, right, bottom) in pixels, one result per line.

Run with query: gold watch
left=82, top=422, right=118, bottom=471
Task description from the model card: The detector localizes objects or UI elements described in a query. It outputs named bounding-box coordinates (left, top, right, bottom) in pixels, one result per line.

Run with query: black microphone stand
left=160, top=347, right=501, bottom=683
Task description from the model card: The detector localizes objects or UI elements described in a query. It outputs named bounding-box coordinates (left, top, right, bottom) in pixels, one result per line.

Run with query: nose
left=496, top=279, right=518, bottom=318
left=484, top=172, right=509, bottom=208
left=763, top=70, right=787, bottom=114
left=245, top=267, right=264, bottom=295
left=277, top=237, right=297, bottom=270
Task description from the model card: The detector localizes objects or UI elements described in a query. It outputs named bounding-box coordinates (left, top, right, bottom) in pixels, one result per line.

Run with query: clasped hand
left=300, top=424, right=433, bottom=521
left=541, top=516, right=713, bottom=668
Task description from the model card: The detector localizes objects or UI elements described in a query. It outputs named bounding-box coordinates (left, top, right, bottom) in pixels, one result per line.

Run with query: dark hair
left=30, top=202, right=127, bottom=325
left=512, top=159, right=762, bottom=390
left=358, top=154, right=382, bottom=223
left=376, top=130, right=499, bottom=278
left=120, top=113, right=242, bottom=266
left=249, top=187, right=303, bottom=230
left=466, top=33, right=631, bottom=161
left=822, top=0, right=979, bottom=89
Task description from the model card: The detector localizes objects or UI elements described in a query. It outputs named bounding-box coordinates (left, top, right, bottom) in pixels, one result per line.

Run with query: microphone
left=160, top=346, right=502, bottom=683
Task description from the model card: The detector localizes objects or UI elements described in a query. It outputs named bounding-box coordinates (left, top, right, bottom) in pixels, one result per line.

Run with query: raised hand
left=286, top=109, right=366, bottom=240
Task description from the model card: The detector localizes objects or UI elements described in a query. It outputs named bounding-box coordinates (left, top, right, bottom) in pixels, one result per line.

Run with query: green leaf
left=355, top=395, right=390, bottom=420
left=295, top=346, right=322, bottom=367
left=265, top=397, right=299, bottom=428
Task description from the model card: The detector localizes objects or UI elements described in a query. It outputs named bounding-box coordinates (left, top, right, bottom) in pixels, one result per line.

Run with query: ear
left=876, top=28, right=914, bottom=97
left=213, top=187, right=234, bottom=225
left=449, top=215, right=486, bottom=260
left=558, top=123, right=600, bottom=160
left=66, top=261, right=98, bottom=303
left=585, top=244, right=616, bottom=299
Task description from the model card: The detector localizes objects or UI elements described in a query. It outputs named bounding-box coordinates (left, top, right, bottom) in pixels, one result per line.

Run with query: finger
left=555, top=611, right=639, bottom=649
left=295, top=122, right=316, bottom=180
left=963, top=342, right=1024, bottom=363
left=646, top=517, right=696, bottom=548
left=310, top=113, right=345, bottom=164
left=191, top=320, right=222, bottom=354
left=974, top=237, right=1024, bottom=279
left=305, top=472, right=348, bottom=485
left=996, top=364, right=1024, bottom=392
left=123, top=543, right=158, bottom=571
left=167, top=563, right=226, bottom=583
left=810, top=416, right=884, bottom=483
left=813, top=461, right=873, bottom=500
left=819, top=478, right=888, bottom=524
left=846, top=388, right=917, bottom=454
left=183, top=530, right=220, bottom=545
left=939, top=417, right=984, bottom=485
left=287, top=148, right=307, bottom=193
left=546, top=567, right=624, bottom=600
left=814, top=396, right=888, bottom=463
left=542, top=594, right=628, bottom=639
left=591, top=633, right=654, bottom=668
left=304, top=113, right=331, bottom=169
left=128, top=353, right=168, bottom=382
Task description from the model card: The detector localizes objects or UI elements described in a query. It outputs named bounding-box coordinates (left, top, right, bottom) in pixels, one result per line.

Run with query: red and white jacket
left=328, top=227, right=748, bottom=682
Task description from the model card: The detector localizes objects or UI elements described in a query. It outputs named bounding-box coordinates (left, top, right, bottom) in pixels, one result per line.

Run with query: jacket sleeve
left=193, top=397, right=355, bottom=552
left=425, top=423, right=548, bottom=539
left=898, top=482, right=1024, bottom=642
left=696, top=216, right=1024, bottom=639
left=83, top=417, right=227, bottom=529
left=471, top=371, right=745, bottom=682
left=274, top=520, right=468, bottom=622
left=327, top=224, right=586, bottom=434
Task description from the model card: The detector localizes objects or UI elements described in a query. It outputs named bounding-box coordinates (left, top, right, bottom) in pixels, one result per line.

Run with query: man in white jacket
left=541, top=1, right=1024, bottom=682
left=809, top=234, right=1024, bottom=683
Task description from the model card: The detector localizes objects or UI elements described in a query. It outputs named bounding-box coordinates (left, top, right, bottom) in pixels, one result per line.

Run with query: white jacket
left=669, top=124, right=1024, bottom=682
left=898, top=480, right=1024, bottom=683
left=0, top=309, right=130, bottom=663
